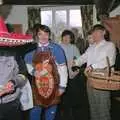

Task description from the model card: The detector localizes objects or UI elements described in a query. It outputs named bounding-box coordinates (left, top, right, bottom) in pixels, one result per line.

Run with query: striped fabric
left=87, top=81, right=111, bottom=120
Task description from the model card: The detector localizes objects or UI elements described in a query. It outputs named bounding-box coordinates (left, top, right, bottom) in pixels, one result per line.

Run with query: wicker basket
left=86, top=57, right=120, bottom=90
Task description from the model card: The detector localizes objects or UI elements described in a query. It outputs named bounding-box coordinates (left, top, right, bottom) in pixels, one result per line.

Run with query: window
left=55, top=10, right=67, bottom=41
left=41, top=10, right=52, bottom=28
left=41, top=6, right=82, bottom=42
left=69, top=10, right=82, bottom=27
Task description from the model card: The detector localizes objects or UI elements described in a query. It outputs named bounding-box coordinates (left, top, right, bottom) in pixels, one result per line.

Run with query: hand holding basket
left=85, top=57, right=120, bottom=90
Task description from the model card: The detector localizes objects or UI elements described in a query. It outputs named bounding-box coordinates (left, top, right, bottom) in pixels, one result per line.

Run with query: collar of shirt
left=38, top=42, right=49, bottom=47
left=93, top=39, right=106, bottom=48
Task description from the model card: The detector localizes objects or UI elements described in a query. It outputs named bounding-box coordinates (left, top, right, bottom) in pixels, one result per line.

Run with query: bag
left=32, top=49, right=60, bottom=107
left=20, top=80, right=33, bottom=111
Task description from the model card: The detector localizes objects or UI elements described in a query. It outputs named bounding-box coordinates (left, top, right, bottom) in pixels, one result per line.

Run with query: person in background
left=0, top=16, right=33, bottom=120
left=6, top=23, right=35, bottom=120
left=24, top=24, right=68, bottom=120
left=73, top=24, right=116, bottom=120
left=58, top=30, right=89, bottom=120
left=60, top=30, right=80, bottom=79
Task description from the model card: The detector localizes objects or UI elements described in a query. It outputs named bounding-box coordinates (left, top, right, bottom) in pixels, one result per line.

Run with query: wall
left=6, top=5, right=28, bottom=33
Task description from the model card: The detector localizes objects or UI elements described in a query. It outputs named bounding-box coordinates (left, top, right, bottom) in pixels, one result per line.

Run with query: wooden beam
left=3, top=0, right=94, bottom=5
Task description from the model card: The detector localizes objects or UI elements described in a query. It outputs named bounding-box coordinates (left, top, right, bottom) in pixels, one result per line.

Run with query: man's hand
left=69, top=60, right=76, bottom=68
left=58, top=89, right=65, bottom=96
left=4, top=81, right=15, bottom=92
left=0, top=81, right=15, bottom=97
left=85, top=65, right=93, bottom=73
left=70, top=70, right=79, bottom=78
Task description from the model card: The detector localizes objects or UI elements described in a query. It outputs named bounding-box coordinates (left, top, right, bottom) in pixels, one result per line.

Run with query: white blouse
left=75, top=40, right=116, bottom=69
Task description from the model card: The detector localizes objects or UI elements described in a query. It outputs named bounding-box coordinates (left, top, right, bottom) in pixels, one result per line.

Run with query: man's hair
left=87, top=24, right=105, bottom=36
left=61, top=30, right=75, bottom=44
left=90, top=24, right=110, bottom=41
left=35, top=24, right=51, bottom=36
left=91, top=24, right=105, bottom=33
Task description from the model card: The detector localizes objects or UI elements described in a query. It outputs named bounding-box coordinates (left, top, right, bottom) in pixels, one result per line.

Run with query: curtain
left=27, top=7, right=41, bottom=29
left=0, top=5, right=12, bottom=20
left=75, top=5, right=93, bottom=54
left=80, top=5, right=93, bottom=40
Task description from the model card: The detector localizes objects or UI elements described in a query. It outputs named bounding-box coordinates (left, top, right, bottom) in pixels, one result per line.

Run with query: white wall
left=6, top=5, right=28, bottom=33
left=6, top=5, right=50, bottom=33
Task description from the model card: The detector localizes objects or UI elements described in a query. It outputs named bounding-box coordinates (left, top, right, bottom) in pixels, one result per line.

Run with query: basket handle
left=106, top=56, right=111, bottom=77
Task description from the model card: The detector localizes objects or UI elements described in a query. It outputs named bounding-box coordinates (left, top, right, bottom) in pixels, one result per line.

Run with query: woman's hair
left=61, top=30, right=75, bottom=44
left=35, top=24, right=51, bottom=36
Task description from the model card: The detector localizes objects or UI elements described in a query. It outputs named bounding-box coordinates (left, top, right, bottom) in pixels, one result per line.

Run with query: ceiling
left=2, top=0, right=120, bottom=19
left=3, top=0, right=94, bottom=5
left=3, top=0, right=120, bottom=11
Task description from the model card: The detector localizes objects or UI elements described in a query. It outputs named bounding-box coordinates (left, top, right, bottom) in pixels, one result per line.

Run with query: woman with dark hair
left=25, top=24, right=68, bottom=120
left=58, top=30, right=90, bottom=120
left=61, top=30, right=75, bottom=44
left=60, top=30, right=80, bottom=79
